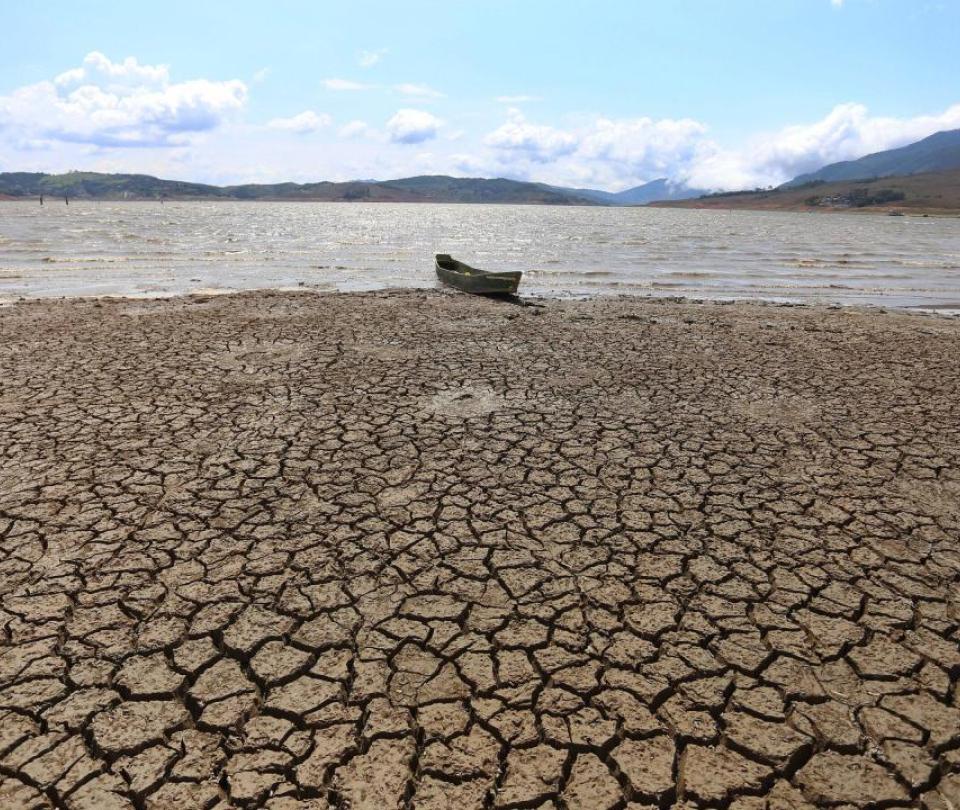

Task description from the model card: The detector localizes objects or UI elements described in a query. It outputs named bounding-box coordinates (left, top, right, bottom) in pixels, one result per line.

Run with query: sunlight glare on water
left=1, top=200, right=960, bottom=309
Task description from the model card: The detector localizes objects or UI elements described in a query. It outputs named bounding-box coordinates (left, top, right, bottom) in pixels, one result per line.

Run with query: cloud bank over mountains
left=477, top=104, right=960, bottom=190
left=682, top=102, right=960, bottom=189
left=2, top=51, right=959, bottom=191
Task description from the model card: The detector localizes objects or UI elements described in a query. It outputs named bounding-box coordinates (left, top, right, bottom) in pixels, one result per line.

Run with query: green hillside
left=0, top=171, right=602, bottom=205
left=783, top=129, right=960, bottom=187
left=652, top=168, right=960, bottom=214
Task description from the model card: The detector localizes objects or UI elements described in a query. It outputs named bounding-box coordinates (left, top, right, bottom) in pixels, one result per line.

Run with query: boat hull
left=435, top=254, right=522, bottom=295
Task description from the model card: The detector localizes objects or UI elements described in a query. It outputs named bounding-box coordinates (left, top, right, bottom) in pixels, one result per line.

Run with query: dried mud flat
left=1, top=288, right=959, bottom=810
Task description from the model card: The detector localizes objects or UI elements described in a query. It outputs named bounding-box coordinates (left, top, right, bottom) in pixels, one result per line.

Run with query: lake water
left=2, top=200, right=960, bottom=310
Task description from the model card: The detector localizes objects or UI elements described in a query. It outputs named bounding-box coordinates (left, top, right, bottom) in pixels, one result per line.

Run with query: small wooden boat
left=435, top=254, right=521, bottom=295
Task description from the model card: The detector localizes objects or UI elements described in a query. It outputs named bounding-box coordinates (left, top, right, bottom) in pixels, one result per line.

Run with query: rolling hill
left=0, top=172, right=606, bottom=205
left=366, top=175, right=593, bottom=204
left=783, top=128, right=960, bottom=188
left=651, top=168, right=960, bottom=214
left=0, top=171, right=713, bottom=206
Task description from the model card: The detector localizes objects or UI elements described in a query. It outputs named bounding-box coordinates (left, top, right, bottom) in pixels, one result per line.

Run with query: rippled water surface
left=2, top=200, right=960, bottom=308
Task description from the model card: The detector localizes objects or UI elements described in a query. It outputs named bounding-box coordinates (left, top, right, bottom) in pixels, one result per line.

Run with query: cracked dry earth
left=1, top=289, right=959, bottom=810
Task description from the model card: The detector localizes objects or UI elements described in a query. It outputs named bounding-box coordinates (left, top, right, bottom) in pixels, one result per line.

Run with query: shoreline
left=652, top=201, right=960, bottom=217
left=5, top=195, right=960, bottom=215
left=4, top=284, right=960, bottom=320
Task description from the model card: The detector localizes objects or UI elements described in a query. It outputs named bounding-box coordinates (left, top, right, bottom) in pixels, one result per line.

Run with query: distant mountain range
left=546, top=178, right=706, bottom=205
left=0, top=172, right=586, bottom=205
left=782, top=128, right=960, bottom=188
left=652, top=168, right=960, bottom=215
left=653, top=128, right=960, bottom=214
left=4, top=128, right=958, bottom=207
left=0, top=170, right=705, bottom=206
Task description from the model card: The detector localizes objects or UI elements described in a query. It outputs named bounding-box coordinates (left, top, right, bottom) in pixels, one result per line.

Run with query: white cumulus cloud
left=479, top=102, right=960, bottom=191
left=386, top=109, right=442, bottom=144
left=578, top=116, right=708, bottom=174
left=267, top=110, right=331, bottom=134
left=0, top=51, right=246, bottom=148
left=484, top=110, right=578, bottom=162
left=482, top=111, right=705, bottom=186
left=681, top=102, right=960, bottom=189
left=53, top=51, right=169, bottom=90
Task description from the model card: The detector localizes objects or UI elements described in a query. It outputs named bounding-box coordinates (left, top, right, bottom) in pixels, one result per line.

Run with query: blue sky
left=1, top=0, right=958, bottom=190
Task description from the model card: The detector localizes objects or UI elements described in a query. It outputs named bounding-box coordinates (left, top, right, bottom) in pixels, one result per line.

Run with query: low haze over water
left=2, top=201, right=959, bottom=310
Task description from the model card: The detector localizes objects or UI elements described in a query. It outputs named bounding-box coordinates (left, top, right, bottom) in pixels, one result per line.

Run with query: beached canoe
left=435, top=254, right=522, bottom=295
